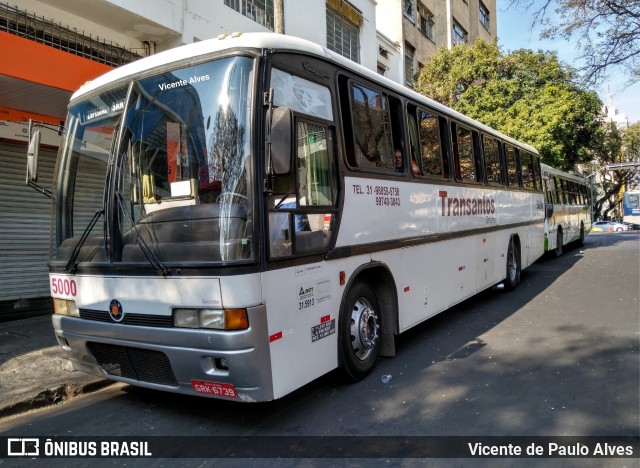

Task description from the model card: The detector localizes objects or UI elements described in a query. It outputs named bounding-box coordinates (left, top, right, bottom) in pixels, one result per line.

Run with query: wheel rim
left=507, top=245, right=518, bottom=282
left=350, top=297, right=379, bottom=361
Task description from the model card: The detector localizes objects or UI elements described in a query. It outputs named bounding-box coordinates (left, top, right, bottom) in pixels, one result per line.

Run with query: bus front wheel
left=504, top=238, right=521, bottom=291
left=339, top=281, right=381, bottom=381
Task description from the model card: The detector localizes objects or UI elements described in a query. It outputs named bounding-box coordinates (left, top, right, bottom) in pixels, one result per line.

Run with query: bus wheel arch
left=338, top=264, right=397, bottom=381
left=504, top=235, right=521, bottom=291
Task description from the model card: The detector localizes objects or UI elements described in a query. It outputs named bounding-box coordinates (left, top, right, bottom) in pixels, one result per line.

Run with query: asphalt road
left=1, top=231, right=638, bottom=466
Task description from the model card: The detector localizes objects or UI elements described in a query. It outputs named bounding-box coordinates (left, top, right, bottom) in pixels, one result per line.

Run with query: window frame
left=452, top=21, right=468, bottom=46
left=417, top=3, right=435, bottom=41
left=479, top=1, right=490, bottom=31
left=224, top=0, right=274, bottom=31
left=326, top=4, right=361, bottom=63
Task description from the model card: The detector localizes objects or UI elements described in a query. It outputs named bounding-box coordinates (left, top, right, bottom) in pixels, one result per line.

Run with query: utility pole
left=274, top=0, right=285, bottom=34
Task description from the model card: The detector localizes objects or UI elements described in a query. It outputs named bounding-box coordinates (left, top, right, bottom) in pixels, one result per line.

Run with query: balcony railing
left=0, top=2, right=143, bottom=67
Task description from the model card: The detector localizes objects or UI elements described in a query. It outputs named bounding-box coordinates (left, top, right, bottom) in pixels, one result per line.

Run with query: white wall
left=21, top=0, right=147, bottom=51
left=32, top=0, right=381, bottom=74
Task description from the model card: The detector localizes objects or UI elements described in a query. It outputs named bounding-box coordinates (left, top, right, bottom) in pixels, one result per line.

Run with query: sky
left=496, top=0, right=639, bottom=124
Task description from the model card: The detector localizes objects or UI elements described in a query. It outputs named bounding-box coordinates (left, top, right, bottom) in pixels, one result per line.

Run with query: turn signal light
left=53, top=298, right=80, bottom=317
left=173, top=308, right=249, bottom=330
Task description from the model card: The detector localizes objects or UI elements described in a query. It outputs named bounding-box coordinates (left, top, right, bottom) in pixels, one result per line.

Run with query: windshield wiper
left=64, top=209, right=104, bottom=273
left=115, top=192, right=169, bottom=276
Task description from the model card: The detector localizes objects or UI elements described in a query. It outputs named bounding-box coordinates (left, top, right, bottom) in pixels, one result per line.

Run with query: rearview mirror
left=26, top=129, right=41, bottom=183
left=270, top=107, right=293, bottom=175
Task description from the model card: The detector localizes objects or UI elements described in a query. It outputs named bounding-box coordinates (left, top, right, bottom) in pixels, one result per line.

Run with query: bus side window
left=294, top=120, right=335, bottom=254
left=482, top=135, right=502, bottom=185
left=349, top=81, right=394, bottom=172
left=544, top=177, right=555, bottom=204
left=521, top=151, right=535, bottom=190
left=505, top=144, right=519, bottom=187
left=418, top=108, right=444, bottom=177
left=532, top=155, right=542, bottom=191
left=554, top=176, right=564, bottom=204
left=452, top=122, right=476, bottom=182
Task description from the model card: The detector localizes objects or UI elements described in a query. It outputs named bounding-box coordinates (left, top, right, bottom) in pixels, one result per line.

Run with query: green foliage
left=414, top=39, right=604, bottom=170
left=511, top=0, right=640, bottom=86
left=623, top=122, right=640, bottom=162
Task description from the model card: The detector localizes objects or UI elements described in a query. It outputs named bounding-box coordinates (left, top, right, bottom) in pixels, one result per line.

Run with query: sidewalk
left=0, top=315, right=112, bottom=419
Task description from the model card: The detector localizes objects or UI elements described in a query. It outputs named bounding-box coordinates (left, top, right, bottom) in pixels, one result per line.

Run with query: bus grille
left=80, top=309, right=173, bottom=328
left=87, top=342, right=179, bottom=387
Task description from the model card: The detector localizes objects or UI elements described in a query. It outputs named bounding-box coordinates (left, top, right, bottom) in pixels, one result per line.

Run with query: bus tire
left=554, top=229, right=563, bottom=257
left=339, top=281, right=381, bottom=381
left=504, top=237, right=521, bottom=292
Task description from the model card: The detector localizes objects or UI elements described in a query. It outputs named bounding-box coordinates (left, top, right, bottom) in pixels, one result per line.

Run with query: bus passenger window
left=554, top=176, right=564, bottom=203
left=454, top=124, right=476, bottom=182
left=418, top=109, right=443, bottom=176
left=544, top=178, right=556, bottom=204
left=350, top=82, right=394, bottom=171
left=483, top=135, right=502, bottom=185
left=532, top=155, right=542, bottom=191
left=505, top=144, right=519, bottom=187
left=521, top=152, right=535, bottom=190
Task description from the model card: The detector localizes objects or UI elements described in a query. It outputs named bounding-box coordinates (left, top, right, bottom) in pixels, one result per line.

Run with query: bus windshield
left=52, top=55, right=255, bottom=268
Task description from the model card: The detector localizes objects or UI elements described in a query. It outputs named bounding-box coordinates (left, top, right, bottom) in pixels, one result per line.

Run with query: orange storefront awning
left=0, top=30, right=113, bottom=92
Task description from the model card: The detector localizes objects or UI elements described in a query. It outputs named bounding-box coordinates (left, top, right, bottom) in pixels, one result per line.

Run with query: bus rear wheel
left=339, top=281, right=381, bottom=381
left=504, top=238, right=520, bottom=291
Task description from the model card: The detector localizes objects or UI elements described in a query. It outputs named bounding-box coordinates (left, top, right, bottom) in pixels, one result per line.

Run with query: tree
left=508, top=0, right=640, bottom=85
left=623, top=121, right=640, bottom=164
left=414, top=39, right=603, bottom=169
left=584, top=121, right=640, bottom=220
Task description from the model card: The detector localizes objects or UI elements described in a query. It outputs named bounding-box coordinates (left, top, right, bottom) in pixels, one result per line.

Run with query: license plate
left=191, top=380, right=238, bottom=398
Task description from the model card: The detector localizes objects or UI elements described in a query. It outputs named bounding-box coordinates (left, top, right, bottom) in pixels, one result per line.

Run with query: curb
left=0, top=379, right=114, bottom=420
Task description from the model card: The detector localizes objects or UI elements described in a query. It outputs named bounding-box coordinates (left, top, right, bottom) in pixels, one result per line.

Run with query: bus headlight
left=173, top=308, right=248, bottom=330
left=53, top=299, right=80, bottom=317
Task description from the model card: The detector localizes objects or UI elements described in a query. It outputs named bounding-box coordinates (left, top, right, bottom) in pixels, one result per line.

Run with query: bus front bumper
left=51, top=305, right=274, bottom=402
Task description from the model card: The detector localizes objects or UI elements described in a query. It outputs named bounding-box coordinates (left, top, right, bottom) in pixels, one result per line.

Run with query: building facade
left=376, top=0, right=497, bottom=88
left=0, top=0, right=496, bottom=317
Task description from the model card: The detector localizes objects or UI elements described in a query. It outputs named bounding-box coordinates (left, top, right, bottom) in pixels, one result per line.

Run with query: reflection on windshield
left=52, top=56, right=255, bottom=268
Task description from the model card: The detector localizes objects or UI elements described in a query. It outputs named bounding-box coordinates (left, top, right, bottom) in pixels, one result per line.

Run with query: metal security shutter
left=0, top=141, right=57, bottom=302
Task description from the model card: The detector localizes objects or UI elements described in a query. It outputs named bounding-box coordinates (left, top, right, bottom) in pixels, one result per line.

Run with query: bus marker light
left=403, top=286, right=410, bottom=293
left=270, top=331, right=283, bottom=342
left=320, top=314, right=331, bottom=323
left=191, top=380, right=238, bottom=398
left=339, top=271, right=346, bottom=285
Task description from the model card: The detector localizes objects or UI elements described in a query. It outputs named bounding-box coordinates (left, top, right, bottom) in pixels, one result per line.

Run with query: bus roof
left=541, top=163, right=590, bottom=185
left=72, top=32, right=537, bottom=154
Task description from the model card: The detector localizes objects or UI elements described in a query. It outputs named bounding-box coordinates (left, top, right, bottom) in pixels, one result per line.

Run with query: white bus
left=623, top=190, right=640, bottom=225
left=31, top=33, right=545, bottom=402
left=541, top=163, right=592, bottom=256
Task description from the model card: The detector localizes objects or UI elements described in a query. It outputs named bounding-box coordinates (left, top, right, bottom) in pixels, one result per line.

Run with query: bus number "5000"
left=51, top=277, right=77, bottom=297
